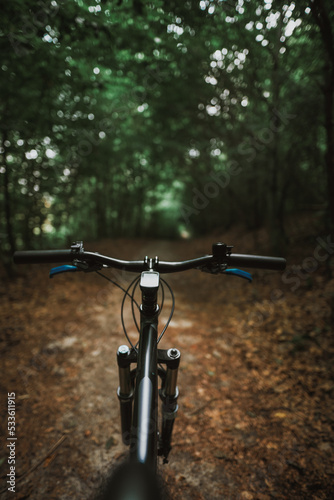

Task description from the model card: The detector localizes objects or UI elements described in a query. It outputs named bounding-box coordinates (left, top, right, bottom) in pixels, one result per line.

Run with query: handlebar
left=13, top=249, right=74, bottom=264
left=13, top=241, right=286, bottom=273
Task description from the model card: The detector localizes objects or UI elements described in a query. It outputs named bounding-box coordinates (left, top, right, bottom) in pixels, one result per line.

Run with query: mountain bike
left=13, top=241, right=286, bottom=499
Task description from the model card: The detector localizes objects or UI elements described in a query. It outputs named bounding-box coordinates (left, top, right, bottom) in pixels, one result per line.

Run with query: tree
left=310, top=0, right=334, bottom=236
left=0, top=0, right=332, bottom=257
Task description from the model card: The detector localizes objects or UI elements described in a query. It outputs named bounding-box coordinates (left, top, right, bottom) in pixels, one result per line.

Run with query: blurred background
left=1, top=3, right=334, bottom=498
left=1, top=0, right=333, bottom=262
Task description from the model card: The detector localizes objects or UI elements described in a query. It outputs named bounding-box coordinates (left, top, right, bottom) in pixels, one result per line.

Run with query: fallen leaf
left=273, top=412, right=287, bottom=418
left=105, top=436, right=116, bottom=450
left=241, top=491, right=254, bottom=499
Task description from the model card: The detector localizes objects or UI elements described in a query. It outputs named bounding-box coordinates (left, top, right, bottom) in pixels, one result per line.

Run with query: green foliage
left=0, top=0, right=333, bottom=255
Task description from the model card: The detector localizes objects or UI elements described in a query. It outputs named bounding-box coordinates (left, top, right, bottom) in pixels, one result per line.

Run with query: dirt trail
left=1, top=235, right=334, bottom=499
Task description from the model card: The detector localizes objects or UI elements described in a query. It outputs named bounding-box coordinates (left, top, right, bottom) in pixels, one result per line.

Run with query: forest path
left=1, top=236, right=333, bottom=499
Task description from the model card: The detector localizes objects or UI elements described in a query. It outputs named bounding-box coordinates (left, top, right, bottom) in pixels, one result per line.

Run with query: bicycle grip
left=13, top=249, right=73, bottom=264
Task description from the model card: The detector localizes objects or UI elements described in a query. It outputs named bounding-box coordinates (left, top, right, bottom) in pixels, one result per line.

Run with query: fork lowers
left=158, top=348, right=180, bottom=463
left=117, top=344, right=181, bottom=462
left=117, top=345, right=134, bottom=445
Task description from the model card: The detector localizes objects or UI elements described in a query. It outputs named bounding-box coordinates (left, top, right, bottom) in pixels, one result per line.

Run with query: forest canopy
left=1, top=0, right=333, bottom=256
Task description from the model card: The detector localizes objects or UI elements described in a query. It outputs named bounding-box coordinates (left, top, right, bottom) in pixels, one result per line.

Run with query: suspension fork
left=117, top=345, right=136, bottom=446
left=158, top=348, right=180, bottom=463
left=116, top=269, right=180, bottom=465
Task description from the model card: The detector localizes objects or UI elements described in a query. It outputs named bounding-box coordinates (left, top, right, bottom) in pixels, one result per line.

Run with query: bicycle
left=13, top=241, right=286, bottom=499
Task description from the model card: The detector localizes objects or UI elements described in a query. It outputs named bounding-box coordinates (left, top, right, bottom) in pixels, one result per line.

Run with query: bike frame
left=117, top=270, right=180, bottom=469
left=13, top=241, right=285, bottom=478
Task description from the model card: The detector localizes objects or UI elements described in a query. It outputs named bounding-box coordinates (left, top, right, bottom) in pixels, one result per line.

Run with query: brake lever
left=197, top=263, right=252, bottom=282
left=49, top=265, right=79, bottom=278
left=223, top=268, right=252, bottom=282
left=49, top=259, right=103, bottom=278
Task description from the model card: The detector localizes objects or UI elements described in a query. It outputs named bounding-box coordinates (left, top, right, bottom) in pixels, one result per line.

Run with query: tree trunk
left=324, top=68, right=334, bottom=235
left=268, top=7, right=286, bottom=254
left=311, top=0, right=334, bottom=236
left=96, top=179, right=108, bottom=239
left=2, top=131, right=16, bottom=255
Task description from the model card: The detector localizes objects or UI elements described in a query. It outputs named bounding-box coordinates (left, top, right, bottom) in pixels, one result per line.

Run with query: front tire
left=98, top=461, right=168, bottom=500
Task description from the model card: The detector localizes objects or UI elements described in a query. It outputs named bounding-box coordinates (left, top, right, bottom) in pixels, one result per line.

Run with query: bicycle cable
left=121, top=275, right=141, bottom=351
left=133, top=279, right=167, bottom=350
left=131, top=277, right=141, bottom=335
left=157, top=277, right=175, bottom=344
left=95, top=271, right=140, bottom=351
left=95, top=270, right=140, bottom=310
left=129, top=272, right=165, bottom=336
left=95, top=270, right=175, bottom=349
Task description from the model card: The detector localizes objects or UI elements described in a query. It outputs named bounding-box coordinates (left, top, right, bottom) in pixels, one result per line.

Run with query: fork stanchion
left=117, top=345, right=135, bottom=446
left=159, top=348, right=180, bottom=463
